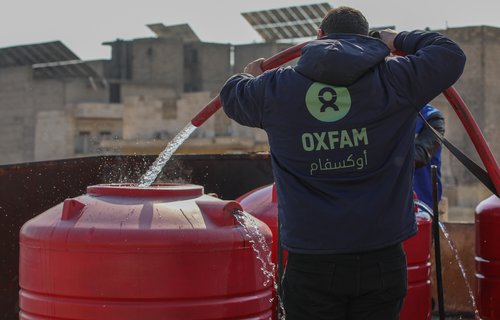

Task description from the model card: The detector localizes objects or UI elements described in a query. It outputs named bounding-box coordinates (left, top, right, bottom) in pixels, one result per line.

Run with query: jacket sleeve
left=415, top=110, right=445, bottom=168
left=219, top=72, right=270, bottom=129
left=385, top=30, right=466, bottom=109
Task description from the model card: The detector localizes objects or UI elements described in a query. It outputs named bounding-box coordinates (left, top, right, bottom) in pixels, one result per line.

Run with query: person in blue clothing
left=414, top=104, right=445, bottom=208
left=220, top=6, right=465, bottom=320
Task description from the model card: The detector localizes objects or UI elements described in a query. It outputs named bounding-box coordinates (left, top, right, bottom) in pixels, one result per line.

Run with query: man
left=220, top=6, right=465, bottom=320
left=414, top=104, right=445, bottom=208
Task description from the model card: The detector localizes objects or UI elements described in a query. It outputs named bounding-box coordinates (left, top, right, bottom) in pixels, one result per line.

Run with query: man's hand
left=243, top=58, right=265, bottom=76
left=379, top=29, right=398, bottom=52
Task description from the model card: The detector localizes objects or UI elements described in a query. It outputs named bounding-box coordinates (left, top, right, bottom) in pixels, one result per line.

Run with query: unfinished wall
left=431, top=27, right=500, bottom=211
left=122, top=91, right=214, bottom=140
left=63, top=78, right=108, bottom=103
left=73, top=103, right=123, bottom=155
left=191, top=42, right=231, bottom=93
left=122, top=96, right=166, bottom=140
left=483, top=27, right=500, bottom=162
left=233, top=42, right=297, bottom=74
left=131, top=38, right=184, bottom=93
left=120, top=83, right=177, bottom=101
left=0, top=66, right=66, bottom=164
left=34, top=110, right=74, bottom=161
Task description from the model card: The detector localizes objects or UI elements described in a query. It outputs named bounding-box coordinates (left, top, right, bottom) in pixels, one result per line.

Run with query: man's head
left=318, top=6, right=369, bottom=37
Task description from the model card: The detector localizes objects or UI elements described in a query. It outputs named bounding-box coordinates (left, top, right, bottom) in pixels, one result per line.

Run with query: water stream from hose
left=138, top=123, right=197, bottom=187
left=233, top=209, right=286, bottom=320
left=416, top=200, right=480, bottom=320
left=438, top=220, right=481, bottom=320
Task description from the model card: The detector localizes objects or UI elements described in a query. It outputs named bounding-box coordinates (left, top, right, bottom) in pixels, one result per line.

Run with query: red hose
left=190, top=42, right=308, bottom=127
left=442, top=87, right=500, bottom=195
left=189, top=42, right=500, bottom=195
left=393, top=51, right=500, bottom=195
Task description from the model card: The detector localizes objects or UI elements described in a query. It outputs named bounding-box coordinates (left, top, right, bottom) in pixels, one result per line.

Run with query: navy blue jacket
left=414, top=105, right=445, bottom=207
left=220, top=31, right=465, bottom=253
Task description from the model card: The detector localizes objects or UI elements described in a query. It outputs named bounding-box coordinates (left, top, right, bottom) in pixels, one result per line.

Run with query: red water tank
left=238, top=183, right=432, bottom=320
left=19, top=184, right=273, bottom=320
left=476, top=195, right=500, bottom=319
left=401, top=202, right=432, bottom=320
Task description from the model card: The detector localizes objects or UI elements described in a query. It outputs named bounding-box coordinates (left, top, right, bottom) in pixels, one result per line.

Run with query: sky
left=1, top=0, right=500, bottom=61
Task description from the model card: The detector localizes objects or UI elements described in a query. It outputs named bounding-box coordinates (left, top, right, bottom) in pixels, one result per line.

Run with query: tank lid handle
left=61, top=198, right=86, bottom=220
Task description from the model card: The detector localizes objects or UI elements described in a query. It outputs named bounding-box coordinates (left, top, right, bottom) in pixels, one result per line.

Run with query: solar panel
left=242, top=3, right=332, bottom=42
left=147, top=23, right=200, bottom=43
left=0, top=41, right=80, bottom=68
left=0, top=41, right=102, bottom=80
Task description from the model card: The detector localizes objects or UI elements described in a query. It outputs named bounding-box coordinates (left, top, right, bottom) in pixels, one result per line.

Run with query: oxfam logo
left=305, top=83, right=351, bottom=122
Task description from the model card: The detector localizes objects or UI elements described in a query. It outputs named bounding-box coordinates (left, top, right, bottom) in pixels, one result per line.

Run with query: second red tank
left=476, top=195, right=500, bottom=320
left=238, top=183, right=432, bottom=320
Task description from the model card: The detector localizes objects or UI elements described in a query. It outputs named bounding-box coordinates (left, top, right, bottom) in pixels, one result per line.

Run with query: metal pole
left=432, top=165, right=446, bottom=320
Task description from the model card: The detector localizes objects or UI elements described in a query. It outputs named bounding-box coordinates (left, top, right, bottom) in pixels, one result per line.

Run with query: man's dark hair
left=319, top=6, right=369, bottom=36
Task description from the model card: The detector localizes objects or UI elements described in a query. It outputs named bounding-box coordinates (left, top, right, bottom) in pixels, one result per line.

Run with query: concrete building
left=0, top=24, right=498, bottom=217
left=0, top=24, right=293, bottom=164
left=99, top=23, right=289, bottom=155
left=0, top=41, right=109, bottom=163
left=428, top=26, right=500, bottom=213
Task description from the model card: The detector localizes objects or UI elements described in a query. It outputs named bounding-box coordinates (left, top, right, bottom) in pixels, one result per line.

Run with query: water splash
left=233, top=210, right=286, bottom=320
left=138, top=123, right=197, bottom=187
left=415, top=200, right=481, bottom=320
left=438, top=221, right=481, bottom=320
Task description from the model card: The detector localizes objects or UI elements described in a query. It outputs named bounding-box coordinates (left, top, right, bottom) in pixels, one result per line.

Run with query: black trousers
left=282, top=243, right=407, bottom=320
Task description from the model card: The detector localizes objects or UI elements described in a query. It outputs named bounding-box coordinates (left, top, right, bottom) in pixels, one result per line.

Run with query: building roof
left=0, top=41, right=102, bottom=80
